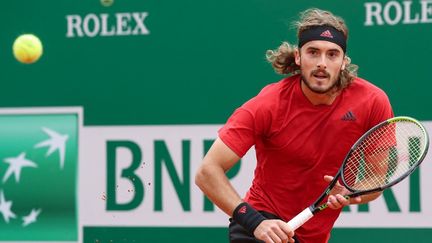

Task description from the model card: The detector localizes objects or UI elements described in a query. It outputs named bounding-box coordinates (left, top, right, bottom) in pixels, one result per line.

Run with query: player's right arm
left=195, top=137, right=244, bottom=215
left=195, top=138, right=294, bottom=243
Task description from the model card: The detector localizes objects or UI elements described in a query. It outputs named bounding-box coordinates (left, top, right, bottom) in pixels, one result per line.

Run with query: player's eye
left=327, top=51, right=340, bottom=59
left=308, top=49, right=318, bottom=56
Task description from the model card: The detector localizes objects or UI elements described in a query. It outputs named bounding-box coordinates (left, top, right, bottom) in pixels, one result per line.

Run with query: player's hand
left=254, top=219, right=295, bottom=243
left=324, top=175, right=361, bottom=209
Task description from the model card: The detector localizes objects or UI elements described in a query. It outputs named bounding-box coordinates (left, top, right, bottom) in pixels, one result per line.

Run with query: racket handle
left=286, top=207, right=313, bottom=231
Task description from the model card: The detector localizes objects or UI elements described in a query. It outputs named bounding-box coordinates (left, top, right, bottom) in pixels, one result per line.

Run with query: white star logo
left=22, top=208, right=41, bottom=227
left=34, top=127, right=69, bottom=169
left=2, top=152, right=37, bottom=183
left=0, top=191, right=16, bottom=223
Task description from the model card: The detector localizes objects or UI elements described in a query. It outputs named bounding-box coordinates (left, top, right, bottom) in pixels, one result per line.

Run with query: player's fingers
left=256, top=220, right=295, bottom=243
left=327, top=195, right=342, bottom=209
left=323, top=175, right=333, bottom=182
left=335, top=194, right=350, bottom=206
left=267, top=230, right=287, bottom=243
left=255, top=220, right=288, bottom=243
left=277, top=221, right=295, bottom=238
left=324, top=175, right=345, bottom=194
left=272, top=229, right=289, bottom=243
left=261, top=236, right=275, bottom=243
left=266, top=226, right=291, bottom=243
left=350, top=196, right=361, bottom=204
left=324, top=175, right=343, bottom=188
left=255, top=231, right=275, bottom=243
left=264, top=238, right=275, bottom=243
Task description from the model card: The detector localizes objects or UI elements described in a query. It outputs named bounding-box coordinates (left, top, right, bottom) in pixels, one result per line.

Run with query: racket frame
left=341, top=116, right=429, bottom=197
left=287, top=116, right=429, bottom=230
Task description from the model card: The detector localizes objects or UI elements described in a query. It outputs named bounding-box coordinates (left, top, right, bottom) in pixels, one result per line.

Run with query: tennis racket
left=287, top=116, right=429, bottom=230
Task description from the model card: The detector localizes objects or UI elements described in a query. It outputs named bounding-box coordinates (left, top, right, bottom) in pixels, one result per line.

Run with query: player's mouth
left=311, top=70, right=330, bottom=81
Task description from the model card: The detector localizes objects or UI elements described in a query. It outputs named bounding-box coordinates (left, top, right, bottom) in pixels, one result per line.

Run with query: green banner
left=0, top=113, right=79, bottom=241
left=0, top=0, right=431, bottom=125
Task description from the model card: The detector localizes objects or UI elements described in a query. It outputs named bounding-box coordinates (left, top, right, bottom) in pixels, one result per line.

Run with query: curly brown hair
left=266, top=8, right=358, bottom=90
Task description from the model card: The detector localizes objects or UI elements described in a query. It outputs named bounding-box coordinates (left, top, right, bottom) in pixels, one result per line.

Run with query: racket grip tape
left=286, top=207, right=314, bottom=231
left=232, top=202, right=267, bottom=235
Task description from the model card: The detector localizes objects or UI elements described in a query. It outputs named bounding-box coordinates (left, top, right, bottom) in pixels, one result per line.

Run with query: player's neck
left=300, top=81, right=340, bottom=106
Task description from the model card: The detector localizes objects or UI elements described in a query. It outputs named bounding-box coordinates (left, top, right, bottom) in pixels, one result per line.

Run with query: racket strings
left=343, top=121, right=426, bottom=191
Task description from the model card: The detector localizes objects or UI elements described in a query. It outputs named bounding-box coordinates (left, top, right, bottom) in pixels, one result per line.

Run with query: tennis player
left=195, top=8, right=393, bottom=243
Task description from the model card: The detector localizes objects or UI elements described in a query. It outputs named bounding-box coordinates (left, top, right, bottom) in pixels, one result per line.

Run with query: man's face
left=295, top=40, right=346, bottom=94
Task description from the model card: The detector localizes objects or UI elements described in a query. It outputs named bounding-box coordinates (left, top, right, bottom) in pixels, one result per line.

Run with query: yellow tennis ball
left=101, top=0, right=114, bottom=7
left=13, top=34, right=43, bottom=64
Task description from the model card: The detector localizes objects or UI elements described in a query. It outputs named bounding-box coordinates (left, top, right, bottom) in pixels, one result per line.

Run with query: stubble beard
left=300, top=71, right=340, bottom=95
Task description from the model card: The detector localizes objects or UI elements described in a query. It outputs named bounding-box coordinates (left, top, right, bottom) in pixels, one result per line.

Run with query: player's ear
left=294, top=48, right=301, bottom=66
left=341, top=56, right=347, bottom=71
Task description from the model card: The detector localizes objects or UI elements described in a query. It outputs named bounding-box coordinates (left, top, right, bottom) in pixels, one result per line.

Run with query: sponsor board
left=81, top=123, right=432, bottom=228
left=0, top=107, right=431, bottom=243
